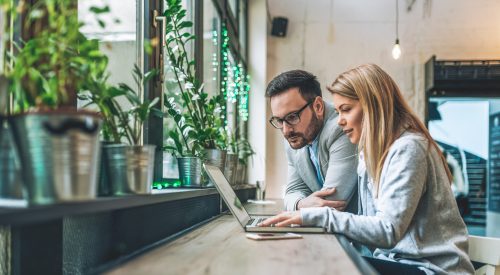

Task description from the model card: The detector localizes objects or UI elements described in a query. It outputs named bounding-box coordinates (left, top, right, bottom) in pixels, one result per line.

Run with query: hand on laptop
left=258, top=211, right=302, bottom=227
left=297, top=188, right=346, bottom=210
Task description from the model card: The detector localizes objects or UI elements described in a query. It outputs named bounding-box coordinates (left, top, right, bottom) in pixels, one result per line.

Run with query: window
left=78, top=0, right=139, bottom=89
left=203, top=0, right=221, bottom=99
left=157, top=0, right=248, bottom=184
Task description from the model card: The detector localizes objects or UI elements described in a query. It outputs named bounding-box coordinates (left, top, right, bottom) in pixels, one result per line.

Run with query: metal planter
left=0, top=118, right=23, bottom=199
left=177, top=157, right=202, bottom=187
left=224, top=153, right=238, bottom=186
left=204, top=149, right=226, bottom=186
left=124, top=145, right=156, bottom=194
left=103, top=144, right=156, bottom=196
left=235, top=162, right=247, bottom=186
left=9, top=111, right=102, bottom=205
left=99, top=143, right=125, bottom=196
left=204, top=149, right=226, bottom=171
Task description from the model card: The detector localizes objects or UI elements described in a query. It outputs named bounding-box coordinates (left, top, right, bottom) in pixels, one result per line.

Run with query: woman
left=260, top=64, right=474, bottom=274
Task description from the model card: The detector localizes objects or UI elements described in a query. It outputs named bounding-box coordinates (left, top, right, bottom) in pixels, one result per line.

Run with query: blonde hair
left=327, top=64, right=452, bottom=197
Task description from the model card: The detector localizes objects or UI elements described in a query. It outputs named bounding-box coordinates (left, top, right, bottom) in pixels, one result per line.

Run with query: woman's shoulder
left=388, top=131, right=430, bottom=159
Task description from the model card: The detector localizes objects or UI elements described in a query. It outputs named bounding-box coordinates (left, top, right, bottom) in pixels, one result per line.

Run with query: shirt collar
left=308, top=134, right=320, bottom=152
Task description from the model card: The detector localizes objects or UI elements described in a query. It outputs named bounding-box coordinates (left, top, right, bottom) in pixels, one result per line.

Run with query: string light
left=220, top=24, right=250, bottom=123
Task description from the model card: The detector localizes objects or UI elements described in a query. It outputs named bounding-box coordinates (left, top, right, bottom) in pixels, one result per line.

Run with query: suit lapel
left=296, top=148, right=322, bottom=191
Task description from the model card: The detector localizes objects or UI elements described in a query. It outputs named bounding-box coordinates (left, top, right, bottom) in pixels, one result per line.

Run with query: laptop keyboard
left=248, top=218, right=266, bottom=226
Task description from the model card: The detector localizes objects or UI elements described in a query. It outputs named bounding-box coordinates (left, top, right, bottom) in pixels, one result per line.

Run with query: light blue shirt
left=308, top=136, right=324, bottom=187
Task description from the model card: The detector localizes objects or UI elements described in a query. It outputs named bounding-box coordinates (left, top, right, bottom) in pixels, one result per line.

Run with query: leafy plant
left=9, top=0, right=109, bottom=112
left=237, top=138, right=255, bottom=165
left=79, top=64, right=158, bottom=145
left=161, top=0, right=226, bottom=157
left=117, top=66, right=159, bottom=145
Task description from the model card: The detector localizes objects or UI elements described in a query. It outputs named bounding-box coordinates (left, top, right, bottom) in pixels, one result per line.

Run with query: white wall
left=263, top=0, right=500, bottom=198
left=247, top=0, right=268, bottom=186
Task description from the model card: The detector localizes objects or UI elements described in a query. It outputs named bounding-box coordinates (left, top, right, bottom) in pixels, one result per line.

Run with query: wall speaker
left=271, top=17, right=288, bottom=37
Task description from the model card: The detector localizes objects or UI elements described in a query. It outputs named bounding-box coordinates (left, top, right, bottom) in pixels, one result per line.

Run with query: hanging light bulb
left=391, top=0, right=402, bottom=60
left=392, top=39, right=401, bottom=59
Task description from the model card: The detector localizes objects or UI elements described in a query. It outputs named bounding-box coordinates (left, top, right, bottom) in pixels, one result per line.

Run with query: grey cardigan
left=284, top=102, right=358, bottom=211
left=301, top=132, right=475, bottom=274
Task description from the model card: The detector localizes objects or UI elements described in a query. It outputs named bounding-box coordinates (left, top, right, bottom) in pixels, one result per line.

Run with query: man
left=266, top=70, right=358, bottom=212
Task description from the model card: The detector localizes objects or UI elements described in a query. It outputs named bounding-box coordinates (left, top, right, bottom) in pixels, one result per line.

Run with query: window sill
left=0, top=185, right=255, bottom=226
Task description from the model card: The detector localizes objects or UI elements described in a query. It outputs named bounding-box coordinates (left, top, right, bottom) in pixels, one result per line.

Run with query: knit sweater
left=301, top=132, right=475, bottom=274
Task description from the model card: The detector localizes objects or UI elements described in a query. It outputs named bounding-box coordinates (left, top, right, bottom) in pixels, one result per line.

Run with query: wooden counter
left=105, top=200, right=376, bottom=275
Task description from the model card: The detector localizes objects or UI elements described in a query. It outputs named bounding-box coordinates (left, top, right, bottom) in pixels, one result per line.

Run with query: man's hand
left=297, top=188, right=346, bottom=210
left=259, top=211, right=302, bottom=227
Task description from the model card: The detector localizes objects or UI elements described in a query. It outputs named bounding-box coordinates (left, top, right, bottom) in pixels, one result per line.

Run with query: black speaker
left=271, top=17, right=288, bottom=37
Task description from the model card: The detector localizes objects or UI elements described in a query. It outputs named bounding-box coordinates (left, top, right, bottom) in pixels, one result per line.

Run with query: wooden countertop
left=105, top=200, right=373, bottom=275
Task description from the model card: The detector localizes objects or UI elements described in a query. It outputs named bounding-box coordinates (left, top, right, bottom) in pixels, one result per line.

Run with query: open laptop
left=204, top=164, right=325, bottom=233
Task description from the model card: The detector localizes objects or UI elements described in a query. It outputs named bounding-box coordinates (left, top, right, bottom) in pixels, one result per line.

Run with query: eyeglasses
left=269, top=102, right=312, bottom=129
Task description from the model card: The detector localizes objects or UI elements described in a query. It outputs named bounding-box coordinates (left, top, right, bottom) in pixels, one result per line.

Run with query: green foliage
left=9, top=0, right=109, bottom=112
left=161, top=0, right=226, bottom=157
left=80, top=64, right=159, bottom=145
left=237, top=138, right=255, bottom=165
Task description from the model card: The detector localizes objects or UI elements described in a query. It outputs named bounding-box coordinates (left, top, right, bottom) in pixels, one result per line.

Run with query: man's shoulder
left=318, top=107, right=345, bottom=145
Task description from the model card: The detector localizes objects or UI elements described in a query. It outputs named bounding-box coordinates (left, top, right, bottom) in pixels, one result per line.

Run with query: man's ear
left=313, top=96, right=324, bottom=119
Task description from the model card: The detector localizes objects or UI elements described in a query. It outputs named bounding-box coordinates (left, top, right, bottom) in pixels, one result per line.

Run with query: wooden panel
left=105, top=215, right=361, bottom=275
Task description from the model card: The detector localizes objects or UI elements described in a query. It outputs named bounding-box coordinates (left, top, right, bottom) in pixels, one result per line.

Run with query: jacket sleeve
left=284, top=141, right=313, bottom=211
left=322, top=132, right=358, bottom=204
left=301, top=139, right=428, bottom=248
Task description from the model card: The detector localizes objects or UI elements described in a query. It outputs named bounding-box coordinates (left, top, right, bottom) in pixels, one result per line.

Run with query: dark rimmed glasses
left=269, top=101, right=312, bottom=129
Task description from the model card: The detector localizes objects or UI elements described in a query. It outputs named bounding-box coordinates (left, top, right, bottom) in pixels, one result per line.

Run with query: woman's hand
left=258, top=211, right=303, bottom=227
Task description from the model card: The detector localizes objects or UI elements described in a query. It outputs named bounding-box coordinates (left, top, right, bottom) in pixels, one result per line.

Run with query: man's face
left=270, top=88, right=324, bottom=149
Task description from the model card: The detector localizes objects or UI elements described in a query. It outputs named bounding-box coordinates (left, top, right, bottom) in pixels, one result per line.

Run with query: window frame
left=154, top=0, right=249, bottom=183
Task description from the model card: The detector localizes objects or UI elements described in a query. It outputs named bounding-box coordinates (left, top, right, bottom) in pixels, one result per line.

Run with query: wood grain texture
left=106, top=215, right=361, bottom=275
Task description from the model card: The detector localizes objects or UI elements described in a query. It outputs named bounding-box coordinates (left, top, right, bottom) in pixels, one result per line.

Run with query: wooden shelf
left=0, top=185, right=256, bottom=226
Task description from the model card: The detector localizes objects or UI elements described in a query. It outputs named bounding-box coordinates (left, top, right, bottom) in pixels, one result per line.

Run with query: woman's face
left=333, top=93, right=363, bottom=144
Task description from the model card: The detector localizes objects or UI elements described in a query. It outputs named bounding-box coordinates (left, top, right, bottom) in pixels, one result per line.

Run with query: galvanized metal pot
left=98, top=142, right=123, bottom=196
left=101, top=144, right=156, bottom=196
left=203, top=148, right=226, bottom=186
left=235, top=162, right=246, bottom=186
left=123, top=145, right=156, bottom=195
left=204, top=149, right=226, bottom=171
left=9, top=111, right=102, bottom=205
left=224, top=153, right=238, bottom=186
left=177, top=157, right=202, bottom=187
left=0, top=118, right=23, bottom=199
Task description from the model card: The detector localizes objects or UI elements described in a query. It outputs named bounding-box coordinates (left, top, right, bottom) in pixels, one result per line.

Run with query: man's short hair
left=265, top=70, right=322, bottom=102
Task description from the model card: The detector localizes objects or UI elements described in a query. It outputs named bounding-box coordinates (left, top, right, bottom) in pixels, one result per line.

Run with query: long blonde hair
left=327, top=64, right=452, bottom=197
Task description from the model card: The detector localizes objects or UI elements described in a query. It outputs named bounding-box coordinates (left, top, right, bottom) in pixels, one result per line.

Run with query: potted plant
left=8, top=0, right=107, bottom=205
left=161, top=0, right=227, bottom=187
left=80, top=65, right=159, bottom=195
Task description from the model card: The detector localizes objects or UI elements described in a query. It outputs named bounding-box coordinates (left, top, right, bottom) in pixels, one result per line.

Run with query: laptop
left=204, top=164, right=325, bottom=233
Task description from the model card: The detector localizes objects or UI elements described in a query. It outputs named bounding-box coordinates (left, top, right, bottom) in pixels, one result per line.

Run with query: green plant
left=9, top=0, right=108, bottom=112
left=79, top=64, right=158, bottom=145
left=237, top=138, right=255, bottom=165
left=116, top=66, right=159, bottom=145
left=161, top=0, right=226, bottom=157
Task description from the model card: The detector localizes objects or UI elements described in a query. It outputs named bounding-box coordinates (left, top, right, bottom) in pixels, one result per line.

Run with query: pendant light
left=392, top=0, right=402, bottom=60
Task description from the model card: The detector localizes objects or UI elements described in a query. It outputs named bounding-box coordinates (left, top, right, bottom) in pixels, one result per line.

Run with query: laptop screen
left=204, top=164, right=251, bottom=227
